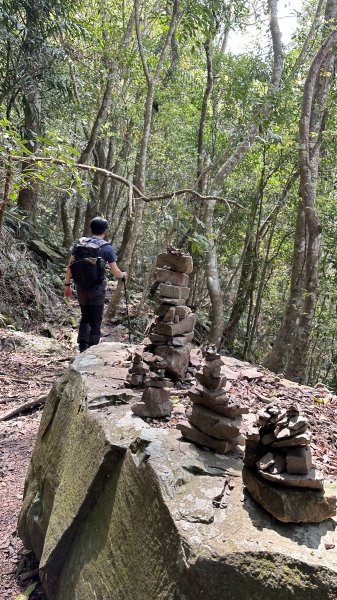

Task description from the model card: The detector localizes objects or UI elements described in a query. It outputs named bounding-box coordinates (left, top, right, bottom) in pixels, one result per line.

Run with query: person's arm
left=109, top=262, right=127, bottom=280
left=64, top=256, right=75, bottom=298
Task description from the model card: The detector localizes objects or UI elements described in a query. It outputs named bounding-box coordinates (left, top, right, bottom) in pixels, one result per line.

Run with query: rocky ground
left=1, top=324, right=337, bottom=599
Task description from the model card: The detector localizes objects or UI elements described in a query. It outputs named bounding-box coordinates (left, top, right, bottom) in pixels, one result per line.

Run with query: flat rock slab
left=155, top=268, right=189, bottom=287
left=187, top=405, right=241, bottom=440
left=177, top=420, right=238, bottom=454
left=159, top=283, right=190, bottom=299
left=18, top=343, right=337, bottom=600
left=156, top=252, right=193, bottom=273
left=243, top=466, right=336, bottom=523
left=156, top=314, right=196, bottom=337
left=259, top=467, right=324, bottom=490
left=155, top=344, right=191, bottom=380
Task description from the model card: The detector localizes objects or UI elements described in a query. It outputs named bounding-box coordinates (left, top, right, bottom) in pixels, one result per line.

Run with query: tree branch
left=9, top=155, right=243, bottom=208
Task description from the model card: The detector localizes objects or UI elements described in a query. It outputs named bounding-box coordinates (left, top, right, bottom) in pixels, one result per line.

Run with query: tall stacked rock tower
left=177, top=344, right=247, bottom=453
left=242, top=403, right=336, bottom=522
left=149, top=247, right=195, bottom=380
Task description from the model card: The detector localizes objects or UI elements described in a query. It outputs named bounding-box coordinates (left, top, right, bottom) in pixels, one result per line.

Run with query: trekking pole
left=123, top=277, right=132, bottom=344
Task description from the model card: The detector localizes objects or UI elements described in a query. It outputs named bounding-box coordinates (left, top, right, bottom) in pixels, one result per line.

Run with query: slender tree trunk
left=203, top=0, right=284, bottom=347
left=0, top=159, right=12, bottom=234
left=264, top=7, right=337, bottom=381
left=106, top=0, right=180, bottom=319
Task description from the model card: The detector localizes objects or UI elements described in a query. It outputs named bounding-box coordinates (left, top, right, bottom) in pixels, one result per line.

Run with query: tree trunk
left=264, top=6, right=337, bottom=381
left=106, top=0, right=180, bottom=319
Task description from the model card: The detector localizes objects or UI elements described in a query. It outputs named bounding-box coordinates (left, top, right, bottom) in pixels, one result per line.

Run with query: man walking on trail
left=64, top=217, right=127, bottom=352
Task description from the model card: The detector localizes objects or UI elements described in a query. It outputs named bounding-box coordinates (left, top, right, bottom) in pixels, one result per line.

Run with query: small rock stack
left=243, top=403, right=336, bottom=523
left=126, top=347, right=149, bottom=387
left=131, top=355, right=173, bottom=418
left=149, top=247, right=195, bottom=380
left=177, top=344, right=247, bottom=453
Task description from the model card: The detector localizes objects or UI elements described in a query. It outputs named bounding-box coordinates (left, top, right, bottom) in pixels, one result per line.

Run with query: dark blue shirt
left=71, top=237, right=117, bottom=263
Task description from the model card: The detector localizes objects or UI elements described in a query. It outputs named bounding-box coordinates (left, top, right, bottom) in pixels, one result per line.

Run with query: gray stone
left=143, top=386, right=171, bottom=405
left=286, top=446, right=313, bottom=475
left=190, top=391, right=247, bottom=417
left=162, top=307, right=176, bottom=323
left=126, top=373, right=144, bottom=386
left=169, top=332, right=194, bottom=346
left=268, top=454, right=286, bottom=474
left=258, top=467, right=324, bottom=491
left=195, top=372, right=226, bottom=391
left=149, top=333, right=170, bottom=344
left=159, top=283, right=190, bottom=300
left=187, top=405, right=241, bottom=440
left=175, top=305, right=192, bottom=319
left=155, top=304, right=176, bottom=317
left=272, top=432, right=311, bottom=447
left=243, top=466, right=336, bottom=523
left=156, top=252, right=193, bottom=273
left=256, top=452, right=275, bottom=471
left=157, top=297, right=186, bottom=306
left=177, top=421, right=238, bottom=454
left=131, top=400, right=173, bottom=418
left=155, top=314, right=196, bottom=337
left=156, top=268, right=189, bottom=287
left=17, top=344, right=337, bottom=600
left=203, top=365, right=222, bottom=378
left=192, top=384, right=229, bottom=402
left=155, top=344, right=191, bottom=380
left=144, top=376, right=173, bottom=388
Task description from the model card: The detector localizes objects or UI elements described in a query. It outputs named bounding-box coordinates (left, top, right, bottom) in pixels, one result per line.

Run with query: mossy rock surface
left=18, top=343, right=337, bottom=600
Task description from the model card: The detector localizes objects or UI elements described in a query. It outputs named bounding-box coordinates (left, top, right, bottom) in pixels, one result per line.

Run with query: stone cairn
left=242, top=403, right=336, bottom=522
left=131, top=353, right=173, bottom=418
left=149, top=246, right=195, bottom=380
left=177, top=344, right=247, bottom=453
left=128, top=247, right=195, bottom=418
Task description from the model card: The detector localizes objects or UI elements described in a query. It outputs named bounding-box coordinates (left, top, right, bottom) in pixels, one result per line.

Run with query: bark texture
left=264, top=3, right=337, bottom=381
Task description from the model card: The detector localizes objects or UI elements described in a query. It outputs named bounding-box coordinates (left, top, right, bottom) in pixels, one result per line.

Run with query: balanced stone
left=131, top=400, right=173, bottom=418
left=243, top=466, right=336, bottom=523
left=177, top=421, right=239, bottom=454
left=286, top=446, right=313, bottom=475
left=157, top=297, right=186, bottom=306
left=149, top=333, right=170, bottom=344
left=272, top=432, right=311, bottom=447
left=169, top=332, right=194, bottom=346
left=156, top=252, right=193, bottom=273
left=175, top=306, right=191, bottom=319
left=195, top=372, right=226, bottom=391
left=256, top=452, right=275, bottom=471
left=155, top=344, right=191, bottom=380
left=159, top=284, right=190, bottom=300
left=155, top=314, right=196, bottom=337
left=162, top=307, right=176, bottom=322
left=156, top=268, right=189, bottom=287
left=258, top=467, right=324, bottom=491
left=187, top=405, right=241, bottom=440
left=190, top=393, right=248, bottom=417
left=143, top=386, right=171, bottom=404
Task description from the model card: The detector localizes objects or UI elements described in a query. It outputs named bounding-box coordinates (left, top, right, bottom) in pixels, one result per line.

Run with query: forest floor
left=1, top=312, right=337, bottom=599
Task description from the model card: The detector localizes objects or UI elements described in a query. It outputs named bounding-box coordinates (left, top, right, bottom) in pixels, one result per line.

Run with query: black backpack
left=70, top=237, right=109, bottom=288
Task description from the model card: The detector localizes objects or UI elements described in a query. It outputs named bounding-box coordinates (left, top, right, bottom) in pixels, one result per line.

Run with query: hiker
left=64, top=217, right=127, bottom=352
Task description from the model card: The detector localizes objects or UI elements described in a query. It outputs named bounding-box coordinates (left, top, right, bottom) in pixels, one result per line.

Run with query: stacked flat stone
left=131, top=355, right=173, bottom=417
left=149, top=247, right=195, bottom=380
left=242, top=402, right=336, bottom=522
left=177, top=344, right=247, bottom=453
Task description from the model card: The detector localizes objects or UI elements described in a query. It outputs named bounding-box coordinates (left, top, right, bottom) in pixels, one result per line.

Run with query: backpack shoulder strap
left=96, top=240, right=110, bottom=248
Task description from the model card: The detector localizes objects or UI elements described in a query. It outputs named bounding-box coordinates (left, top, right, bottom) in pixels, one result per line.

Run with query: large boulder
left=18, top=344, right=337, bottom=600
